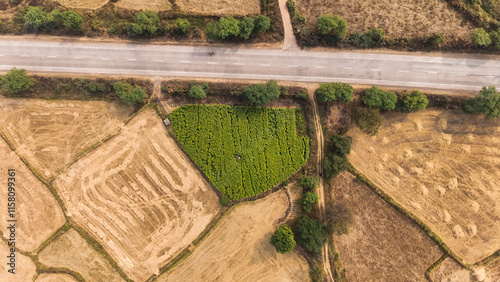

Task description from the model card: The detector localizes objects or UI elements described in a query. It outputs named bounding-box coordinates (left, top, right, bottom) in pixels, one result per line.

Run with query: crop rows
left=170, top=105, right=310, bottom=200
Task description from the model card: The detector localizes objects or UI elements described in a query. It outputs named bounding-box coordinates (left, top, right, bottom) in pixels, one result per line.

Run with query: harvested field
left=57, top=0, right=109, bottom=10
left=0, top=137, right=65, bottom=252
left=348, top=109, right=500, bottom=264
left=54, top=110, right=219, bottom=281
left=115, top=0, right=172, bottom=11
left=295, top=0, right=474, bottom=39
left=176, top=0, right=260, bottom=16
left=0, top=241, right=36, bottom=281
left=36, top=273, right=78, bottom=282
left=429, top=257, right=471, bottom=281
left=159, top=190, right=309, bottom=281
left=0, top=98, right=134, bottom=179
left=331, top=172, right=442, bottom=281
left=38, top=229, right=123, bottom=282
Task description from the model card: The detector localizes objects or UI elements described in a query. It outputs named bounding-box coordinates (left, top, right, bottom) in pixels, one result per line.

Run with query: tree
left=426, top=33, right=443, bottom=48
left=326, top=201, right=354, bottom=235
left=24, top=6, right=47, bottom=31
left=490, top=28, right=500, bottom=49
left=62, top=11, right=84, bottom=30
left=316, top=14, right=347, bottom=40
left=295, top=215, right=327, bottom=254
left=187, top=85, right=207, bottom=99
left=316, top=82, right=353, bottom=103
left=353, top=107, right=382, bottom=135
left=243, top=79, right=280, bottom=106
left=366, top=28, right=385, bottom=46
left=300, top=175, right=319, bottom=190
left=112, top=81, right=146, bottom=105
left=134, top=11, right=159, bottom=35
left=86, top=81, right=106, bottom=93
left=323, top=153, right=347, bottom=178
left=239, top=17, right=255, bottom=40
left=46, top=9, right=63, bottom=30
left=0, top=68, right=34, bottom=93
left=125, top=23, right=143, bottom=37
left=462, top=86, right=500, bottom=118
left=471, top=28, right=491, bottom=47
left=174, top=18, right=190, bottom=35
left=362, top=86, right=397, bottom=110
left=302, top=192, right=319, bottom=212
left=270, top=225, right=296, bottom=254
left=254, top=15, right=270, bottom=32
left=331, top=135, right=352, bottom=156
left=399, top=90, right=429, bottom=112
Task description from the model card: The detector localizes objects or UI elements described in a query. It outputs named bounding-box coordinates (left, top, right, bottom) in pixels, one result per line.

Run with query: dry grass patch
left=54, top=110, right=220, bottom=281
left=159, top=190, right=309, bottom=282
left=296, top=0, right=474, bottom=39
left=0, top=138, right=65, bottom=252
left=38, top=229, right=123, bottom=282
left=348, top=109, right=500, bottom=264
left=0, top=98, right=134, bottom=180
left=176, top=0, right=260, bottom=16
left=115, top=0, right=172, bottom=12
left=430, top=257, right=472, bottom=281
left=0, top=241, right=36, bottom=281
left=56, top=0, right=110, bottom=10
left=36, top=273, right=78, bottom=282
left=331, top=172, right=442, bottom=281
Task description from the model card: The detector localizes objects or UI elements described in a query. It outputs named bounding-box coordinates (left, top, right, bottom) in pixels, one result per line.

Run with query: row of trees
left=363, top=86, right=429, bottom=113
left=471, top=28, right=500, bottom=49
left=206, top=15, right=270, bottom=41
left=24, top=6, right=83, bottom=31
left=270, top=215, right=327, bottom=254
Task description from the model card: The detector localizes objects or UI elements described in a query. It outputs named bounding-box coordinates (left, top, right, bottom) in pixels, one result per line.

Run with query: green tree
left=323, top=153, right=347, bottom=178
left=300, top=175, right=319, bottom=190
left=62, top=11, right=84, bottom=30
left=86, top=81, right=106, bottom=93
left=471, top=28, right=492, bottom=47
left=0, top=68, right=34, bottom=93
left=239, top=17, right=255, bottom=40
left=295, top=215, right=327, bottom=254
left=316, top=14, right=347, bottom=39
left=426, top=33, right=444, bottom=48
left=490, top=28, right=500, bottom=49
left=187, top=85, right=207, bottom=99
left=243, top=79, right=280, bottom=106
left=125, top=23, right=143, bottom=37
left=362, top=86, right=397, bottom=110
left=254, top=15, right=271, bottom=32
left=174, top=18, right=190, bottom=35
left=326, top=201, right=354, bottom=235
left=353, top=107, right=382, bottom=135
left=331, top=135, right=352, bottom=156
left=366, top=28, right=385, bottom=46
left=46, top=9, right=63, bottom=30
left=462, top=86, right=500, bottom=118
left=24, top=6, right=47, bottom=31
left=316, top=82, right=353, bottom=103
left=134, top=11, right=159, bottom=35
left=113, top=81, right=146, bottom=105
left=302, top=192, right=319, bottom=212
left=399, top=90, right=429, bottom=112
left=270, top=225, right=296, bottom=254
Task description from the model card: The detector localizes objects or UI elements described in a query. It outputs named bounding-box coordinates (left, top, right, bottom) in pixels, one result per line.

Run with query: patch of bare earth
left=0, top=241, right=36, bottom=281
left=56, top=0, right=109, bottom=10
left=331, top=172, right=442, bottom=281
left=0, top=138, right=65, bottom=252
left=295, top=0, right=474, bottom=40
left=38, top=229, right=123, bottom=281
left=159, top=190, right=309, bottom=281
left=115, top=0, right=172, bottom=12
left=176, top=0, right=260, bottom=16
left=430, top=257, right=471, bottom=282
left=53, top=110, right=220, bottom=281
left=348, top=109, right=500, bottom=264
left=0, top=97, right=134, bottom=179
left=36, top=273, right=78, bottom=282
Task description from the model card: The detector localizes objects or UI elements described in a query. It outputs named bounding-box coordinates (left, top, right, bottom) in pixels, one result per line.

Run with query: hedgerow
left=170, top=105, right=310, bottom=200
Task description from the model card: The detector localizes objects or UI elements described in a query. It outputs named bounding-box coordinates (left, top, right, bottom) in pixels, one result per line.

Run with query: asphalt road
left=0, top=39, right=499, bottom=91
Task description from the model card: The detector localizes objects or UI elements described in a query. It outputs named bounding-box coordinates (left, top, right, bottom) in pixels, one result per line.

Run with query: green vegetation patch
left=170, top=105, right=310, bottom=200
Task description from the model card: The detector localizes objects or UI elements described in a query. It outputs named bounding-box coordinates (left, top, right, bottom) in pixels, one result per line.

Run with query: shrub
left=399, top=90, right=429, bottom=112
left=286, top=0, right=296, bottom=13
left=302, top=192, right=319, bottom=212
left=24, top=6, right=47, bottom=31
left=206, top=16, right=240, bottom=40
left=294, top=90, right=309, bottom=100
left=254, top=15, right=271, bottom=32
left=134, top=10, right=159, bottom=35
left=295, top=215, right=327, bottom=254
left=239, top=17, right=255, bottom=40
left=316, top=82, right=353, bottom=103
left=46, top=9, right=63, bottom=30
left=62, top=11, right=84, bottom=30
left=323, top=154, right=347, bottom=178
left=270, top=225, right=296, bottom=254
left=331, top=135, right=352, bottom=156
left=353, top=107, right=382, bottom=135
left=174, top=18, right=190, bottom=35
left=462, top=86, right=500, bottom=118
left=112, top=81, right=146, bottom=105
left=187, top=85, right=207, bottom=99
left=316, top=14, right=347, bottom=39
left=243, top=79, right=280, bottom=106
left=326, top=201, right=354, bottom=235
left=86, top=81, right=106, bottom=93
left=362, top=86, right=397, bottom=110
left=310, top=265, right=325, bottom=282
left=426, top=33, right=444, bottom=48
left=0, top=68, right=34, bottom=93
left=300, top=175, right=319, bottom=190
left=366, top=28, right=385, bottom=46
left=350, top=28, right=385, bottom=48
left=490, top=28, right=500, bottom=49
left=471, top=28, right=492, bottom=47
left=125, top=23, right=143, bottom=37
left=219, top=197, right=228, bottom=206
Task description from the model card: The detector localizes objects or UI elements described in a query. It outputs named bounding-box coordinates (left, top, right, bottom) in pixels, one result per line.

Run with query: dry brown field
left=56, top=0, right=109, bottom=10
left=115, top=0, right=172, bottom=12
left=0, top=97, right=133, bottom=180
left=0, top=137, right=65, bottom=252
left=38, top=229, right=123, bottom=281
left=36, top=273, right=78, bottom=282
left=430, top=257, right=500, bottom=281
left=159, top=190, right=309, bottom=282
left=348, top=109, right=500, bottom=264
left=0, top=241, right=36, bottom=281
left=176, top=0, right=260, bottom=17
left=295, top=0, right=474, bottom=39
left=54, top=110, right=220, bottom=281
left=331, top=172, right=442, bottom=281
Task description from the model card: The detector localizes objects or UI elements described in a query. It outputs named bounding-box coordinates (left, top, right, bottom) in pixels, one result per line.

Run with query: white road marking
left=46, top=55, right=57, bottom=58
left=261, top=64, right=271, bottom=66
left=343, top=67, right=352, bottom=70
left=100, top=58, right=110, bottom=60
left=20, top=55, right=30, bottom=57
left=74, top=57, right=84, bottom=59
left=288, top=65, right=298, bottom=67
left=399, top=70, right=409, bottom=73
left=427, top=71, right=437, bottom=74
left=0, top=54, right=3, bottom=57
left=207, top=62, right=217, bottom=65
left=180, top=61, right=190, bottom=63
left=371, top=69, right=380, bottom=71
left=153, top=59, right=163, bottom=62
left=127, top=58, right=136, bottom=61
left=316, top=66, right=325, bottom=69
left=234, top=63, right=244, bottom=65
left=485, top=75, right=496, bottom=78
left=457, top=73, right=467, bottom=76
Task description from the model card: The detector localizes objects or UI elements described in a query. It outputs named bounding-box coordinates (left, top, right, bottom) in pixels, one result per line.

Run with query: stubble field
left=0, top=241, right=36, bottom=281
left=331, top=172, right=442, bottom=281
left=159, top=190, right=309, bottom=281
left=53, top=110, right=220, bottom=281
left=348, top=109, right=500, bottom=264
left=36, top=273, right=79, bottom=282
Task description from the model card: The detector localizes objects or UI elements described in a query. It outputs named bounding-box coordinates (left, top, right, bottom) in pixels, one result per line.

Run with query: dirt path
left=278, top=0, right=299, bottom=51
left=307, top=86, right=334, bottom=282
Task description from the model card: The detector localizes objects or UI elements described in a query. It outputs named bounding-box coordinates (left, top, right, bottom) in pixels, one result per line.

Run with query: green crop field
left=170, top=105, right=310, bottom=200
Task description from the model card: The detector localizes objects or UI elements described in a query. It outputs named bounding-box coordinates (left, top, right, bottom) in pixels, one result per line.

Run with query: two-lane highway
left=0, top=39, right=499, bottom=91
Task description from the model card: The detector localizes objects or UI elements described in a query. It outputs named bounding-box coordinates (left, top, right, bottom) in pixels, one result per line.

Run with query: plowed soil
left=53, top=110, right=219, bottom=281
left=176, top=0, right=260, bottom=16
left=348, top=109, right=500, bottom=264
left=36, top=273, right=78, bottom=282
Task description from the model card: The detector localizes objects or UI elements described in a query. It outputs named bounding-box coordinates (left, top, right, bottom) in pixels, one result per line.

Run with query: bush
left=86, top=81, right=106, bottom=93
left=300, top=175, right=319, bottom=190
left=112, top=81, right=146, bottom=105
left=254, top=15, right=271, bottom=32
left=134, top=11, right=159, bottom=35
left=323, top=154, right=347, bottom=178
left=174, top=18, right=190, bottom=35
left=471, top=28, right=492, bottom=47
left=125, top=23, right=143, bottom=37
left=24, top=6, right=47, bottom=31
left=187, top=85, right=207, bottom=99
left=0, top=68, right=34, bottom=93
left=366, top=28, right=385, bottom=46
left=206, top=16, right=240, bottom=40
left=462, top=86, right=500, bottom=118
left=270, top=225, right=296, bottom=254
left=362, top=86, right=397, bottom=110
left=295, top=215, right=327, bottom=254
left=331, top=135, right=352, bottom=156
left=326, top=201, right=354, bottom=235
left=316, top=14, right=347, bottom=40
left=62, top=11, right=83, bottom=30
left=490, top=28, right=500, bottom=49
left=46, top=9, right=63, bottom=30
left=219, top=197, right=228, bottom=206
left=399, top=90, right=429, bottom=112
left=350, top=28, right=385, bottom=48
left=425, top=33, right=444, bottom=48
left=310, top=265, right=325, bottom=282
left=294, top=90, right=309, bottom=100
left=316, top=82, right=353, bottom=103
left=286, top=0, right=296, bottom=13
left=239, top=17, right=255, bottom=40
left=302, top=192, right=319, bottom=212
left=243, top=79, right=280, bottom=106
left=353, top=107, right=382, bottom=135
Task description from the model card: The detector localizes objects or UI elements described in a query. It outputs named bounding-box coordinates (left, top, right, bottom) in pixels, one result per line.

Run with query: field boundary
left=425, top=253, right=449, bottom=281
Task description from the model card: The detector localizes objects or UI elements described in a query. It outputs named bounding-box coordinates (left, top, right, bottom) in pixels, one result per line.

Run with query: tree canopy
left=295, top=215, right=327, bottom=254
left=462, top=86, right=500, bottom=118
left=471, top=28, right=491, bottom=47
left=239, top=17, right=255, bottom=40
left=331, top=135, right=352, bottom=156
left=254, top=15, right=271, bottom=32
left=62, top=11, right=84, bottom=30
left=206, top=16, right=240, bottom=40
left=300, top=175, right=319, bottom=190
left=187, top=85, right=207, bottom=99
left=362, top=86, right=397, bottom=110
left=316, top=82, right=353, bottom=103
left=134, top=11, right=159, bottom=35
left=24, top=6, right=47, bottom=31
left=399, top=90, right=429, bottom=112
left=174, top=18, right=190, bottom=34
left=270, top=224, right=296, bottom=254
left=0, top=68, right=34, bottom=93
left=243, top=80, right=280, bottom=106
left=302, top=192, right=319, bottom=212
left=316, top=14, right=347, bottom=39
left=112, top=81, right=146, bottom=105
left=323, top=153, right=347, bottom=178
